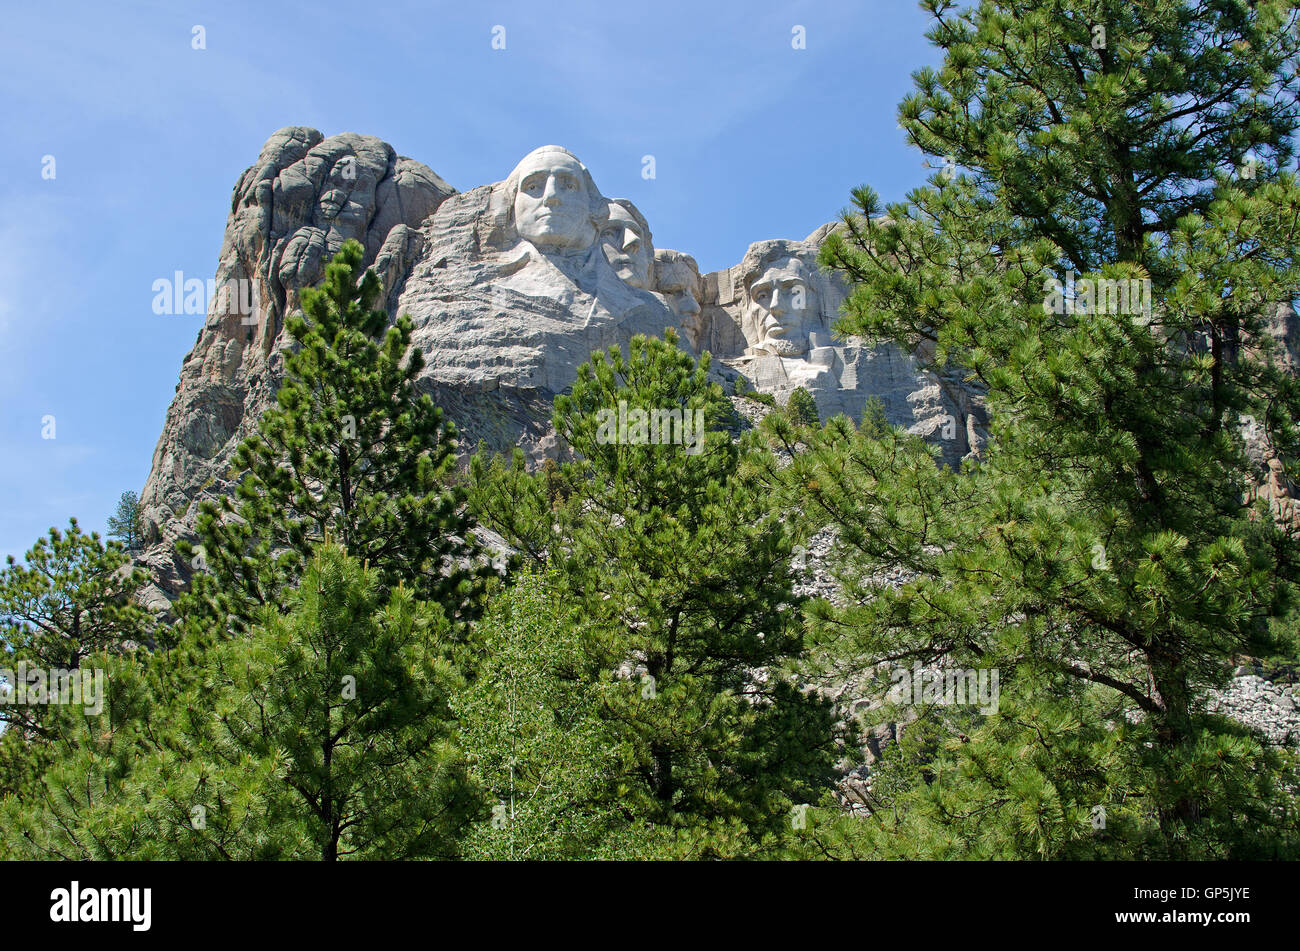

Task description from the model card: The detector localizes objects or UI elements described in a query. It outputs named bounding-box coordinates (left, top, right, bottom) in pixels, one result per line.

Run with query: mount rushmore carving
left=136, top=128, right=984, bottom=605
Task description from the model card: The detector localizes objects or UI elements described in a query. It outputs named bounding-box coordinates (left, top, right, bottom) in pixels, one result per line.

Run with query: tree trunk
left=1148, top=655, right=1201, bottom=832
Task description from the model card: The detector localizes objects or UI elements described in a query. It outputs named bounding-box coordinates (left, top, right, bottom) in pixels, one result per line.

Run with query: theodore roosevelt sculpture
left=602, top=199, right=655, bottom=290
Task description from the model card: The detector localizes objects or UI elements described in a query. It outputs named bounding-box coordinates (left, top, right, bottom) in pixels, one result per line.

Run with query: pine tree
left=0, top=521, right=152, bottom=735
left=1, top=544, right=480, bottom=860
left=0, top=520, right=154, bottom=804
left=180, top=240, right=492, bottom=638
left=0, top=652, right=201, bottom=859
left=474, top=331, right=842, bottom=855
left=467, top=446, right=553, bottom=566
left=785, top=387, right=820, bottom=428
left=800, top=0, right=1300, bottom=857
left=455, top=570, right=641, bottom=858
left=0, top=520, right=153, bottom=674
left=196, top=544, right=479, bottom=860
left=106, top=491, right=144, bottom=552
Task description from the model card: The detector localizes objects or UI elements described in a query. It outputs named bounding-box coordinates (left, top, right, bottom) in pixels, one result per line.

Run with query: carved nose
left=622, top=232, right=639, bottom=253
left=542, top=177, right=561, bottom=206
left=768, top=289, right=786, bottom=316
left=679, top=294, right=700, bottom=316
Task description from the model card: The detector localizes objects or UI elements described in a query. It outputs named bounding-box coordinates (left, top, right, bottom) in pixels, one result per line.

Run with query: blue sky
left=0, top=0, right=941, bottom=562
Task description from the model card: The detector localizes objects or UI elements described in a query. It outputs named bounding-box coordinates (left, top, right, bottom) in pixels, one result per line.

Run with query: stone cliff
left=136, top=128, right=991, bottom=606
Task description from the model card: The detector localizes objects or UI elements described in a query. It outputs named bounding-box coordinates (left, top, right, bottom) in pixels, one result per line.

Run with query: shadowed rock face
left=654, top=249, right=705, bottom=349
left=137, top=128, right=454, bottom=608
left=138, top=130, right=988, bottom=606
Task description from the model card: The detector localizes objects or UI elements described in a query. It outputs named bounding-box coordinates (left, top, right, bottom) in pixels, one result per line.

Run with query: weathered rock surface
left=702, top=225, right=983, bottom=466
left=138, top=128, right=454, bottom=608
left=134, top=131, right=995, bottom=604
left=1206, top=671, right=1300, bottom=747
left=785, top=510, right=1300, bottom=803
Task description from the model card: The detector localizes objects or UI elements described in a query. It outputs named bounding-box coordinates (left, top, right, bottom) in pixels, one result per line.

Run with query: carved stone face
left=656, top=255, right=702, bottom=328
left=317, top=155, right=360, bottom=221
left=602, top=202, right=653, bottom=288
left=746, top=257, right=816, bottom=356
left=512, top=148, right=596, bottom=250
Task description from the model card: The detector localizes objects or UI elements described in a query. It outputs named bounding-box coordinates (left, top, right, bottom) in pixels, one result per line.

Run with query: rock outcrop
left=135, top=128, right=1300, bottom=802
left=137, top=128, right=454, bottom=607
left=699, top=224, right=981, bottom=464
left=138, top=129, right=987, bottom=604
